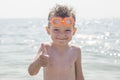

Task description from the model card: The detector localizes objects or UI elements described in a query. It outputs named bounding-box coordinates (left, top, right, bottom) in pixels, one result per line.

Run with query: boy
left=28, top=4, right=84, bottom=80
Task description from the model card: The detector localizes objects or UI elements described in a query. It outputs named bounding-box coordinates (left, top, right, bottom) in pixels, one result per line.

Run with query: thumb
left=41, top=43, right=48, bottom=55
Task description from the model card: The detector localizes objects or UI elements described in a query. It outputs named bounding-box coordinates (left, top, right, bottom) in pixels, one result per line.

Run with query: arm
left=75, top=48, right=84, bottom=80
left=28, top=43, right=49, bottom=76
left=28, top=47, right=42, bottom=76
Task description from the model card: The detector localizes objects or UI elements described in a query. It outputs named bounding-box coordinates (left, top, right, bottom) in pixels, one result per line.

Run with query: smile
left=57, top=38, right=67, bottom=41
left=56, top=38, right=68, bottom=40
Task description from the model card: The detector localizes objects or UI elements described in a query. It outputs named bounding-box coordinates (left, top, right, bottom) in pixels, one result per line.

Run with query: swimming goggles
left=49, top=17, right=74, bottom=27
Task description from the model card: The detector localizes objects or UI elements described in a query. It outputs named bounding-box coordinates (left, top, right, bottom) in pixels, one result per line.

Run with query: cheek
left=50, top=31, right=58, bottom=36
left=65, top=32, right=73, bottom=36
left=50, top=32, right=57, bottom=39
left=51, top=35, right=57, bottom=42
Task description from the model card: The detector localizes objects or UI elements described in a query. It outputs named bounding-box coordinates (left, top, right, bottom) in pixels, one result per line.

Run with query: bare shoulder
left=70, top=44, right=81, bottom=56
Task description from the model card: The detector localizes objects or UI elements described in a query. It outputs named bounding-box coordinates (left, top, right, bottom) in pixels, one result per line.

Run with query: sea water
left=0, top=18, right=120, bottom=80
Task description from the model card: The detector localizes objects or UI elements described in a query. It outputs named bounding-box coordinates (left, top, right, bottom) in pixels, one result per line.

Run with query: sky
left=0, top=0, right=120, bottom=19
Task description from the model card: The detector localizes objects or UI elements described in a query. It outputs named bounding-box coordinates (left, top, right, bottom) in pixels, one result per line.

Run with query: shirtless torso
left=43, top=43, right=79, bottom=80
left=28, top=43, right=84, bottom=80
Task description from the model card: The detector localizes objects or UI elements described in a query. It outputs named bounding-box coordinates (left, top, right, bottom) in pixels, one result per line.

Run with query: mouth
left=56, top=38, right=68, bottom=42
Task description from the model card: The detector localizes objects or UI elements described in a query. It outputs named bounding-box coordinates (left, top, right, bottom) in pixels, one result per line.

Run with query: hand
left=39, top=43, right=49, bottom=67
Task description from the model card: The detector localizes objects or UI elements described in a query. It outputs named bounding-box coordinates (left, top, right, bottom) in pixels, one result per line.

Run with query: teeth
left=58, top=39, right=66, bottom=40
left=56, top=38, right=67, bottom=41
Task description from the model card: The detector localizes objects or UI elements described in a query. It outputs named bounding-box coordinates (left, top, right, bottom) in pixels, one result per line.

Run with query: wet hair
left=48, top=4, right=76, bottom=27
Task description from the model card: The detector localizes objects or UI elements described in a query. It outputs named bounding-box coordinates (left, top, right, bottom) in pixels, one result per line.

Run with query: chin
left=57, top=41, right=69, bottom=46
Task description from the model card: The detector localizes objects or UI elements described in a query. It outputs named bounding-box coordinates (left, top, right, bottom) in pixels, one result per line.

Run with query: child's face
left=46, top=17, right=76, bottom=46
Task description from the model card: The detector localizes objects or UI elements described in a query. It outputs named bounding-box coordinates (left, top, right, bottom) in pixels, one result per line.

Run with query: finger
left=41, top=43, right=48, bottom=55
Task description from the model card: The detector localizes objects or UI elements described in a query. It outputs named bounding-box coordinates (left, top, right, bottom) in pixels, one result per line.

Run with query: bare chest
left=48, top=52, right=76, bottom=70
left=44, top=48, right=77, bottom=80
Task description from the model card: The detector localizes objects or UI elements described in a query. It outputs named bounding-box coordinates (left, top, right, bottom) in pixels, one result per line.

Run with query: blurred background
left=0, top=0, right=120, bottom=80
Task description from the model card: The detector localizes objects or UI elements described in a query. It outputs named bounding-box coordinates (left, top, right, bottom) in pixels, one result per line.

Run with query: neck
left=51, top=42, right=70, bottom=51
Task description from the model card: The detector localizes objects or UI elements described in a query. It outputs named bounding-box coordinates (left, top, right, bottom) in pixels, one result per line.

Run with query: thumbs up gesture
left=39, top=43, right=49, bottom=67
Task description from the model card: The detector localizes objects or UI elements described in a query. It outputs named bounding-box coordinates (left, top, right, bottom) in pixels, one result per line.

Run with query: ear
left=73, top=28, right=77, bottom=35
left=46, top=26, right=50, bottom=35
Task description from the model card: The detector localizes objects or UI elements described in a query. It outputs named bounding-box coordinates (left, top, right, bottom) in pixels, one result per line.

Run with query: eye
left=65, top=29, right=71, bottom=32
left=53, top=29, right=60, bottom=33
left=54, top=29, right=59, bottom=31
left=65, top=29, right=72, bottom=33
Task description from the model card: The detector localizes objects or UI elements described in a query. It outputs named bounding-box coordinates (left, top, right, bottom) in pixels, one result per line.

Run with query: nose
left=57, top=31, right=66, bottom=38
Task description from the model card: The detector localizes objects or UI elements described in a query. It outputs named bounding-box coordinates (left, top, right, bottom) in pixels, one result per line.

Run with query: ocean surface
left=0, top=18, right=120, bottom=80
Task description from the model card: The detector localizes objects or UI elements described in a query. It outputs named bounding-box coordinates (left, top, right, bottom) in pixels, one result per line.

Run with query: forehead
left=50, top=26, right=73, bottom=29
